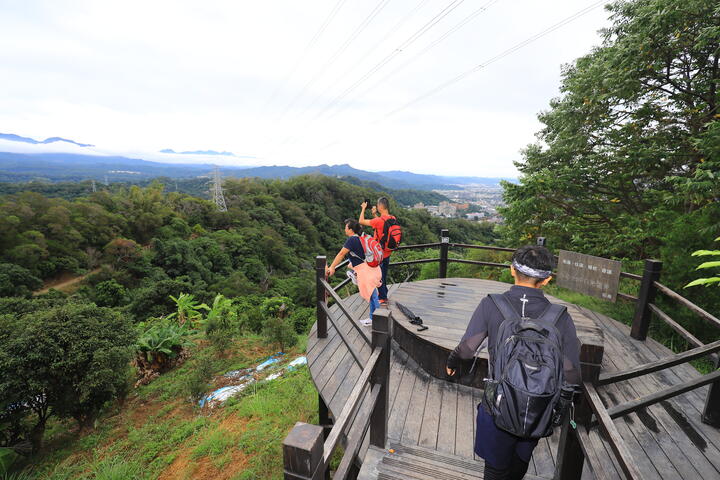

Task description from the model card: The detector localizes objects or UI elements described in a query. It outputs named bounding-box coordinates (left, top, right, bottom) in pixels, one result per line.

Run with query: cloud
left=0, top=0, right=609, bottom=177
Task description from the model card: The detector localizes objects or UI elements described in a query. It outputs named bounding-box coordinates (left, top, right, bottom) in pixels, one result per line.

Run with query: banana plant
left=167, top=293, right=209, bottom=326
left=685, top=236, right=720, bottom=288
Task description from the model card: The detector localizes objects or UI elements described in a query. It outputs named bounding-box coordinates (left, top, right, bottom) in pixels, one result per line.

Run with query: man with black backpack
left=359, top=197, right=402, bottom=305
left=446, top=245, right=581, bottom=480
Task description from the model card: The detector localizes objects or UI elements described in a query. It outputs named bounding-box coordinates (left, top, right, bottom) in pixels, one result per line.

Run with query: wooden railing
left=283, top=256, right=392, bottom=480
left=284, top=231, right=719, bottom=480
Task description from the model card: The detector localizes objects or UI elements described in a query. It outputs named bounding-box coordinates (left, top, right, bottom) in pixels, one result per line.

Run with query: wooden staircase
left=358, top=443, right=546, bottom=480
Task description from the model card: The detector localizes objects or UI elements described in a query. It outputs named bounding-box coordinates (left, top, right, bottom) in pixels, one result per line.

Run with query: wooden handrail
left=318, top=302, right=365, bottom=367
left=604, top=369, right=720, bottom=420
left=320, top=278, right=371, bottom=345
left=653, top=281, right=720, bottom=330
left=333, top=384, right=381, bottom=479
left=333, top=277, right=352, bottom=292
left=616, top=292, right=638, bottom=302
left=620, top=271, right=642, bottom=281
left=323, top=348, right=381, bottom=465
left=647, top=303, right=719, bottom=364
left=597, top=338, right=720, bottom=386
left=583, top=382, right=644, bottom=480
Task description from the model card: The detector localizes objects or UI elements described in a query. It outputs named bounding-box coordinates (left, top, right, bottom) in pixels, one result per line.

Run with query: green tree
left=502, top=0, right=720, bottom=258
left=94, top=279, right=127, bottom=307
left=0, top=303, right=135, bottom=449
left=261, top=297, right=297, bottom=352
left=0, top=263, right=42, bottom=297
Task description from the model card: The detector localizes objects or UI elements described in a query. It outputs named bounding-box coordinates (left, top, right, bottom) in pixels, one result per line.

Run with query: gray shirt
left=447, top=285, right=582, bottom=385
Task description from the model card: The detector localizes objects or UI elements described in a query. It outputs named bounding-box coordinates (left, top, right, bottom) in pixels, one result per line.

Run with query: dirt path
left=34, top=268, right=101, bottom=295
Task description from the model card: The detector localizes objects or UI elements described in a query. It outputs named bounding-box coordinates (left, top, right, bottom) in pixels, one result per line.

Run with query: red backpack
left=357, top=233, right=384, bottom=268
left=379, top=216, right=402, bottom=252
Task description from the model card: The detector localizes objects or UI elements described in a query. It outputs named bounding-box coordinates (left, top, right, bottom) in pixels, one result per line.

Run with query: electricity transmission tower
left=211, top=166, right=228, bottom=212
left=91, top=179, right=97, bottom=192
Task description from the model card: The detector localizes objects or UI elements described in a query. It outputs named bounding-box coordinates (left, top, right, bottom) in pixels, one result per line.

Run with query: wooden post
left=318, top=394, right=332, bottom=437
left=702, top=355, right=720, bottom=427
left=370, top=309, right=392, bottom=448
left=438, top=229, right=449, bottom=279
left=554, top=418, right=583, bottom=480
left=316, top=256, right=327, bottom=339
left=554, top=363, right=598, bottom=479
left=631, top=259, right=662, bottom=341
left=283, top=422, right=324, bottom=480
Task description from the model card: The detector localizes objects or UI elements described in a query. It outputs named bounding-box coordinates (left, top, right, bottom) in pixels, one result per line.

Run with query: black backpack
left=379, top=216, right=402, bottom=251
left=483, top=293, right=566, bottom=439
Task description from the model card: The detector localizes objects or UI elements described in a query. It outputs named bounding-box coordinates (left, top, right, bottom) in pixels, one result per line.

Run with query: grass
left=9, top=335, right=318, bottom=480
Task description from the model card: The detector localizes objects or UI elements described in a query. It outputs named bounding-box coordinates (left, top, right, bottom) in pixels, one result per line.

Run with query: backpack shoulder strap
left=489, top=293, right=521, bottom=323
left=538, top=303, right=567, bottom=326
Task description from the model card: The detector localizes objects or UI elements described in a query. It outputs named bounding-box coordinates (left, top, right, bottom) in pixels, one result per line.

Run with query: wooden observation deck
left=283, top=234, right=720, bottom=480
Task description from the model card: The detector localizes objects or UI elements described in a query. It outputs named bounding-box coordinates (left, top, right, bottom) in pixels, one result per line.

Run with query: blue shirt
left=343, top=235, right=365, bottom=267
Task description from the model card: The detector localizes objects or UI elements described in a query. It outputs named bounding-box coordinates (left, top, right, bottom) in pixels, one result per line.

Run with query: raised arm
left=358, top=202, right=373, bottom=227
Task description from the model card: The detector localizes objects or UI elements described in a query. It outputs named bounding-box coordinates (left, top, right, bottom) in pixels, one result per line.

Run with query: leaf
left=690, top=250, right=720, bottom=256
left=696, top=261, right=720, bottom=270
left=684, top=277, right=720, bottom=288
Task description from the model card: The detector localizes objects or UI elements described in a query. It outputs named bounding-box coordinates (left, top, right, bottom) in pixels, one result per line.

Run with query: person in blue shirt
left=326, top=218, right=381, bottom=325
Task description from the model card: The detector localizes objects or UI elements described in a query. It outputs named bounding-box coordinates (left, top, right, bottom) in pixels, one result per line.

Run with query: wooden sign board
left=556, top=250, right=622, bottom=302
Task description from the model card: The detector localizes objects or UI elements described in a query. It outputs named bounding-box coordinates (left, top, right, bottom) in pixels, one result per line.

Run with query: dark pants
left=476, top=405, right=537, bottom=477
left=378, top=256, right=390, bottom=300
left=484, top=453, right=531, bottom=480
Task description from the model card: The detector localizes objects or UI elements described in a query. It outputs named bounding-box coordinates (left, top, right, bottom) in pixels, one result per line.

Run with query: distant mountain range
left=0, top=132, right=94, bottom=148
left=0, top=151, right=514, bottom=189
left=0, top=132, right=514, bottom=188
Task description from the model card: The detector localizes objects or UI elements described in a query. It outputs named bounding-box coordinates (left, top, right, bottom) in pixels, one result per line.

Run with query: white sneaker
left=360, top=318, right=372, bottom=326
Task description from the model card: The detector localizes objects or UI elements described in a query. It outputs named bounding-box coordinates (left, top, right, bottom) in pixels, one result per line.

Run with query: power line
left=380, top=0, right=606, bottom=121
left=310, top=0, right=467, bottom=121
left=264, top=0, right=349, bottom=109
left=296, top=0, right=431, bottom=117
left=348, top=0, right=501, bottom=111
left=276, top=0, right=393, bottom=121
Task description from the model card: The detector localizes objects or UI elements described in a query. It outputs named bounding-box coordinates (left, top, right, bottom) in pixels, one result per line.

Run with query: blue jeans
left=369, top=288, right=380, bottom=318
left=378, top=256, right=390, bottom=300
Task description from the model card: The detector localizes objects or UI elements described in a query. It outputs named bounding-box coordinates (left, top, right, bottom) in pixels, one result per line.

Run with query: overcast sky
left=0, top=0, right=610, bottom=177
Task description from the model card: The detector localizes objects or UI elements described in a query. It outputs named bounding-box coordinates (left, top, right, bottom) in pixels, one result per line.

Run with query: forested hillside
left=0, top=174, right=495, bottom=479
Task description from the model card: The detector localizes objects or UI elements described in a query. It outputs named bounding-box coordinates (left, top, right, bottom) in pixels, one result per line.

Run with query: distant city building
left=438, top=201, right=457, bottom=217
left=451, top=203, right=470, bottom=210
left=413, top=202, right=425, bottom=209
left=465, top=212, right=485, bottom=221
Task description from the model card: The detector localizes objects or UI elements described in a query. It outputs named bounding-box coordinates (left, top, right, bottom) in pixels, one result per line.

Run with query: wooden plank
left=454, top=386, right=476, bottom=458
left=400, top=370, right=430, bottom=445
left=436, top=382, right=458, bottom=455
left=386, top=355, right=417, bottom=442
left=418, top=378, right=443, bottom=450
